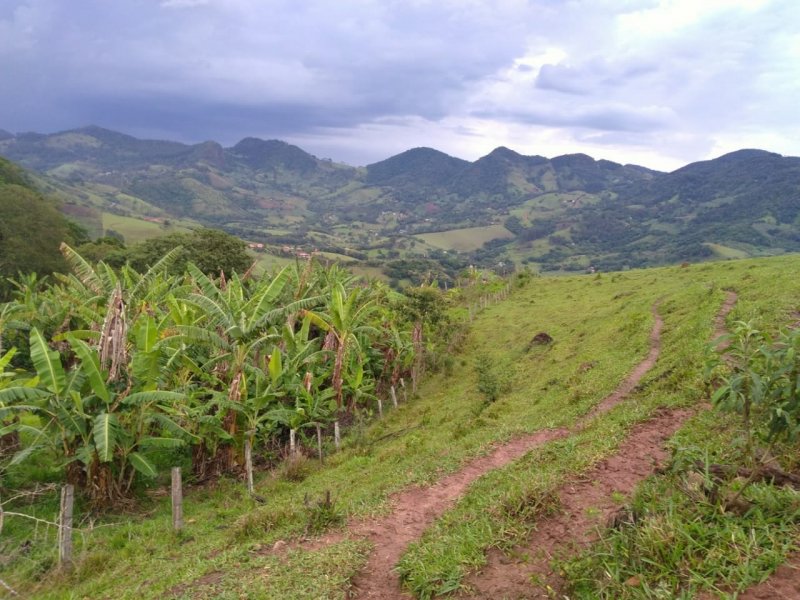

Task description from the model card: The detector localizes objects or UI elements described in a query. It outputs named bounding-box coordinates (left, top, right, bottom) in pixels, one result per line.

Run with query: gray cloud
left=474, top=104, right=677, bottom=133
left=0, top=0, right=799, bottom=169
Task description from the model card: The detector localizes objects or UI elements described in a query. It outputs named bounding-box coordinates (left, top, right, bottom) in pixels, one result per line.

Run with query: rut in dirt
left=455, top=291, right=738, bottom=599
left=456, top=407, right=695, bottom=599
left=337, top=303, right=666, bottom=599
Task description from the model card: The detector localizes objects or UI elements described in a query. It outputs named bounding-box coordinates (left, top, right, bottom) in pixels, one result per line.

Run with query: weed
left=303, top=490, right=343, bottom=535
left=280, top=454, right=312, bottom=482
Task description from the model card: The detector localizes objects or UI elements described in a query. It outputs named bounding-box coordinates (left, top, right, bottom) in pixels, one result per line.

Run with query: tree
left=126, top=228, right=252, bottom=276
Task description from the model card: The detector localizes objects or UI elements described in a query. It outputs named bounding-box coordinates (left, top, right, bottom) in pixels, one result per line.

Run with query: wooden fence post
left=334, top=421, right=341, bottom=450
left=400, top=378, right=407, bottom=403
left=244, top=439, right=254, bottom=494
left=316, top=424, right=323, bottom=463
left=377, top=396, right=383, bottom=417
left=171, top=467, right=183, bottom=532
left=390, top=385, right=398, bottom=408
left=289, top=429, right=297, bottom=458
left=58, top=484, right=74, bottom=568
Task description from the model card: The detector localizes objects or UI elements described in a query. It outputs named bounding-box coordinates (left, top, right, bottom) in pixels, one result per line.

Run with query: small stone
left=272, top=540, right=288, bottom=552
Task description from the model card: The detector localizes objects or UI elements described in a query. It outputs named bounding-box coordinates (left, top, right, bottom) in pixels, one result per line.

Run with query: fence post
left=58, top=484, right=74, bottom=568
left=377, top=396, right=383, bottom=417
left=334, top=421, right=341, bottom=450
left=244, top=439, right=254, bottom=494
left=289, top=429, right=297, bottom=458
left=390, top=385, right=398, bottom=408
left=171, top=467, right=183, bottom=532
left=316, top=424, right=324, bottom=463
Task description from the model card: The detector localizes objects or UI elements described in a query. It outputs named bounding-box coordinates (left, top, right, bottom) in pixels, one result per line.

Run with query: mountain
left=1, top=126, right=798, bottom=282
left=366, top=147, right=470, bottom=189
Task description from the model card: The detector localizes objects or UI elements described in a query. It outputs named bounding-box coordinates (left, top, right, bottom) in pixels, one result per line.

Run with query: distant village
left=248, top=242, right=316, bottom=261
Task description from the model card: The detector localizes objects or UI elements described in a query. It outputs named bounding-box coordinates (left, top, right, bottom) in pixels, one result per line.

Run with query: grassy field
left=415, top=224, right=514, bottom=252
left=704, top=242, right=751, bottom=259
left=4, top=255, right=800, bottom=598
left=100, top=212, right=193, bottom=244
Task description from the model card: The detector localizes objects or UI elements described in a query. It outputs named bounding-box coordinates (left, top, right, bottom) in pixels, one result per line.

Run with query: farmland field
left=415, top=223, right=514, bottom=252
left=100, top=212, right=192, bottom=243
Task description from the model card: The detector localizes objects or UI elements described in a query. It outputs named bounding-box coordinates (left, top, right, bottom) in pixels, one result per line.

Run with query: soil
left=166, top=570, right=223, bottom=598
left=713, top=290, right=738, bottom=352
left=580, top=302, right=662, bottom=422
left=451, top=292, right=740, bottom=598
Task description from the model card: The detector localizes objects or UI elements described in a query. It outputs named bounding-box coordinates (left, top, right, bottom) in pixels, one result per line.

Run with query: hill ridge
left=1, top=126, right=799, bottom=279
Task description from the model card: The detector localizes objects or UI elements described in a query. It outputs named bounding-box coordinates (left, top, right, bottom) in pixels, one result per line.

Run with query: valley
left=2, top=127, right=799, bottom=284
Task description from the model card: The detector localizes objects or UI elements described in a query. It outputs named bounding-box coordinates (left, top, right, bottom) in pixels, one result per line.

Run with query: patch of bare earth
left=713, top=290, right=738, bottom=351
left=166, top=570, right=223, bottom=599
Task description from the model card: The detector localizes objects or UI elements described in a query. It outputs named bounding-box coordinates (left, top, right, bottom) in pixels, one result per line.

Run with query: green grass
left=560, top=410, right=800, bottom=598
left=415, top=224, right=514, bottom=252
left=100, top=213, right=192, bottom=244
left=396, top=268, right=725, bottom=597
left=4, top=255, right=800, bottom=598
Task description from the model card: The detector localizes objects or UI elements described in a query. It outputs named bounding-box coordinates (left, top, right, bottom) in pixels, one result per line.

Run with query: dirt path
left=457, top=407, right=694, bottom=599
left=452, top=291, right=739, bottom=599
left=581, top=302, right=662, bottom=421
left=713, top=289, right=738, bottom=351
left=341, top=304, right=666, bottom=599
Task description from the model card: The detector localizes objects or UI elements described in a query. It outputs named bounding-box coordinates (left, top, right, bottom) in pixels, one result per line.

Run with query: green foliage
left=561, top=412, right=800, bottom=598
left=711, top=321, right=800, bottom=458
left=474, top=354, right=511, bottom=404
left=2, top=254, right=800, bottom=598
left=0, top=247, right=417, bottom=506
left=125, top=228, right=252, bottom=275
left=5, top=130, right=800, bottom=282
left=0, top=176, right=72, bottom=296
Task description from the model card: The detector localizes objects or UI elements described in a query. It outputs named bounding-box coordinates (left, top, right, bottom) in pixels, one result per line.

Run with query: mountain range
left=1, top=125, right=799, bottom=282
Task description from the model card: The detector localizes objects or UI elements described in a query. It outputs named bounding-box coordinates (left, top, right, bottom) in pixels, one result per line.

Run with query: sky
left=1, top=0, right=799, bottom=171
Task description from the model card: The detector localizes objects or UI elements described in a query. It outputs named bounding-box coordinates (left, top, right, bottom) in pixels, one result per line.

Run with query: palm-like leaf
left=93, top=412, right=122, bottom=462
left=29, top=327, right=65, bottom=395
left=68, top=336, right=111, bottom=403
left=128, top=452, right=158, bottom=477
left=60, top=243, right=106, bottom=294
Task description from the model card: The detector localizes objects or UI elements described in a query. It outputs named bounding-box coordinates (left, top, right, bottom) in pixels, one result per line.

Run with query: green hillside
left=2, top=253, right=800, bottom=598
left=0, top=156, right=81, bottom=294
left=3, top=127, right=798, bottom=283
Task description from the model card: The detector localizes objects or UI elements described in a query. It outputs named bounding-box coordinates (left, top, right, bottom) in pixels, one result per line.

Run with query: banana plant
left=3, top=326, right=189, bottom=505
left=303, top=282, right=379, bottom=410
left=176, top=263, right=323, bottom=474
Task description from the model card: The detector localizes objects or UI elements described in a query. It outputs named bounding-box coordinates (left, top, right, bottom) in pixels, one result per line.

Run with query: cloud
left=473, top=104, right=677, bottom=133
left=0, top=0, right=798, bottom=170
